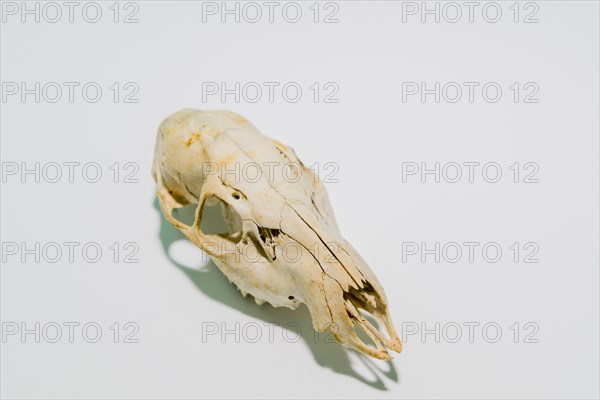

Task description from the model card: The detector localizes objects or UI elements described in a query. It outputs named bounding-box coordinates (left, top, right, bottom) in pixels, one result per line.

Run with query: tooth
left=345, top=298, right=388, bottom=354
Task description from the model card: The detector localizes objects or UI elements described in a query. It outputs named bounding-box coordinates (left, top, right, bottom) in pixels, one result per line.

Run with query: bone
left=153, top=109, right=402, bottom=360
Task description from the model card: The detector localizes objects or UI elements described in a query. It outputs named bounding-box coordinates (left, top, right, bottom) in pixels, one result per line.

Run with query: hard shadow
left=153, top=198, right=399, bottom=390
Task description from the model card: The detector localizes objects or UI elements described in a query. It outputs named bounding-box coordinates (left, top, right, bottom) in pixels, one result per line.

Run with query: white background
left=1, top=1, right=599, bottom=398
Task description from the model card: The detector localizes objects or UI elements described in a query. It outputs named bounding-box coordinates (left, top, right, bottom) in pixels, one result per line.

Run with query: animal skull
left=152, top=109, right=402, bottom=360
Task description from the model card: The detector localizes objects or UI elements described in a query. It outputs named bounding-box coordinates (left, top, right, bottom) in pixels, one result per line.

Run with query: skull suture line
left=153, top=109, right=402, bottom=360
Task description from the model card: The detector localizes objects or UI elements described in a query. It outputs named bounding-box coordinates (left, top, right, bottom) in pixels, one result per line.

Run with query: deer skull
left=152, top=109, right=402, bottom=360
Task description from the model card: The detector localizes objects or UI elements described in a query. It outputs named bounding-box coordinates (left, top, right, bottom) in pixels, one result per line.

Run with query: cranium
left=152, top=109, right=402, bottom=360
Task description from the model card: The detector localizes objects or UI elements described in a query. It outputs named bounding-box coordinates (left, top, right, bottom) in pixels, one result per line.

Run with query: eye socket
left=197, top=195, right=242, bottom=238
left=288, top=295, right=295, bottom=300
left=231, top=193, right=240, bottom=200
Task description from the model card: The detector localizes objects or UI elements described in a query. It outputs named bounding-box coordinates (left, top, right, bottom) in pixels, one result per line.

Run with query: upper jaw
left=227, top=199, right=403, bottom=360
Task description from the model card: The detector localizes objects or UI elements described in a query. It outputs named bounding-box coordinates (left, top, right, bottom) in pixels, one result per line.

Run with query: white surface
left=1, top=1, right=599, bottom=398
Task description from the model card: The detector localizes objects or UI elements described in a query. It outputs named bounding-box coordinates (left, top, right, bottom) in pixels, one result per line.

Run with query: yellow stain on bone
left=185, top=132, right=202, bottom=147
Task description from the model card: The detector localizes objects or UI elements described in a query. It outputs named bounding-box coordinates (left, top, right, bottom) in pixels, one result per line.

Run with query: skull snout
left=278, top=204, right=403, bottom=360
